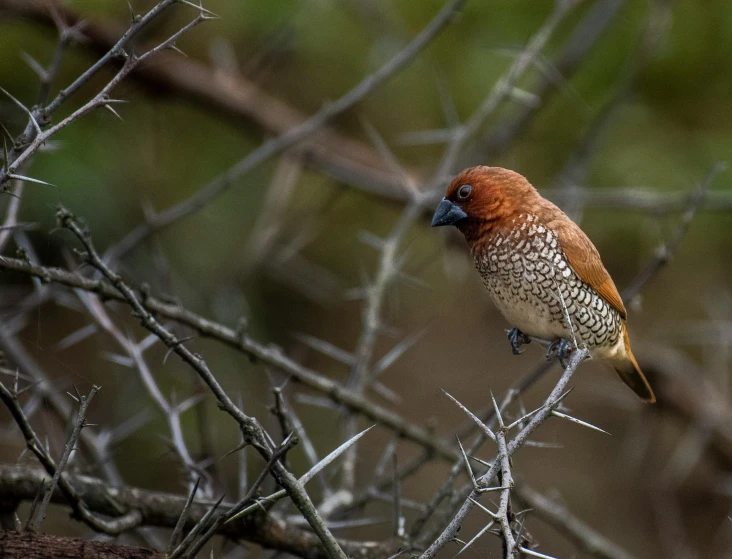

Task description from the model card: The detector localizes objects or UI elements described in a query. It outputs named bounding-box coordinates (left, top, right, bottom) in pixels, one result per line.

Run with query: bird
left=431, top=166, right=655, bottom=403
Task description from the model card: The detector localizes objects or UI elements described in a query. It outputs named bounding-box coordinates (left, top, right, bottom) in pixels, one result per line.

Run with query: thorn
left=177, top=0, right=219, bottom=18
left=102, top=352, right=135, bottom=368
left=509, top=86, right=541, bottom=107
left=553, top=387, right=574, bottom=406
left=20, top=52, right=46, bottom=79
left=163, top=336, right=196, bottom=364
left=16, top=447, right=28, bottom=463
left=506, top=406, right=542, bottom=430
left=360, top=116, right=419, bottom=198
left=222, top=441, right=247, bottom=460
left=358, top=230, right=385, bottom=250
left=343, top=287, right=368, bottom=300
left=167, top=477, right=201, bottom=554
left=523, top=440, right=563, bottom=449
left=397, top=128, right=454, bottom=146
left=518, top=546, right=561, bottom=559
left=371, top=381, right=402, bottom=404
left=442, top=389, right=496, bottom=441
left=138, top=332, right=160, bottom=352
left=7, top=174, right=55, bottom=187
left=57, top=323, right=97, bottom=349
left=0, top=123, right=12, bottom=141
left=551, top=410, right=610, bottom=435
left=167, top=42, right=188, bottom=57
left=477, top=485, right=511, bottom=493
left=468, top=497, right=500, bottom=520
left=454, top=520, right=496, bottom=557
left=515, top=507, right=531, bottom=544
left=373, top=328, right=426, bottom=376
left=293, top=333, right=354, bottom=366
left=468, top=455, right=492, bottom=468
left=456, top=436, right=477, bottom=489
left=298, top=425, right=373, bottom=485
left=15, top=380, right=43, bottom=398
left=103, top=104, right=124, bottom=121
left=0, top=87, right=42, bottom=135
left=490, top=390, right=504, bottom=429
left=177, top=393, right=205, bottom=414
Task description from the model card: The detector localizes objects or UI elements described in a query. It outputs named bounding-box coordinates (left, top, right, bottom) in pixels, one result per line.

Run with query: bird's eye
left=457, top=184, right=472, bottom=200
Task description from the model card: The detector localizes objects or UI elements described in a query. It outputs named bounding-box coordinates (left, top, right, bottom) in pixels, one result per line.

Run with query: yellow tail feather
left=613, top=325, right=655, bottom=403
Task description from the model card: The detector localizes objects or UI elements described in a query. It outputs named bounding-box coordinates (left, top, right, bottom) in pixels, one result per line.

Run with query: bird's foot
left=546, top=338, right=572, bottom=368
left=507, top=328, right=531, bottom=355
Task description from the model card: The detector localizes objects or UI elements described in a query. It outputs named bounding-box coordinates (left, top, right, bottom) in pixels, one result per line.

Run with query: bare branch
left=103, top=0, right=470, bottom=262
left=0, top=255, right=457, bottom=462
left=0, top=464, right=393, bottom=559
left=0, top=381, right=142, bottom=534
left=419, top=348, right=589, bottom=559
left=55, top=206, right=349, bottom=559
left=0, top=1, right=211, bottom=189
left=622, top=162, right=726, bottom=301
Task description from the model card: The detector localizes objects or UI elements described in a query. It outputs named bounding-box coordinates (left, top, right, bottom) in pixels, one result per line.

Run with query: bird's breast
left=473, top=214, right=622, bottom=351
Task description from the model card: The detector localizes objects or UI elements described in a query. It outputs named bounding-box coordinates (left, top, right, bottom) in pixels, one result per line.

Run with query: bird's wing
left=547, top=216, right=627, bottom=320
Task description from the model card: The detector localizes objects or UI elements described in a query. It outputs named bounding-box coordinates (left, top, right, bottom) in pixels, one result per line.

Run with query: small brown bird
left=431, top=166, right=655, bottom=403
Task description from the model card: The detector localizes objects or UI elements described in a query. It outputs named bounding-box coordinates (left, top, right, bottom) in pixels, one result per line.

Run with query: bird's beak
left=431, top=198, right=468, bottom=227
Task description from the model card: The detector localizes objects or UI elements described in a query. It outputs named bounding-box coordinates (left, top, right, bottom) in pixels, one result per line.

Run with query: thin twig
left=0, top=2, right=213, bottom=188
left=56, top=206, right=350, bottom=559
left=622, top=162, right=726, bottom=302
left=0, top=381, right=142, bottom=534
left=103, top=0, right=470, bottom=262
left=0, top=255, right=457, bottom=462
left=0, top=463, right=395, bottom=559
left=29, top=385, right=99, bottom=531
left=76, top=290, right=202, bottom=489
left=418, top=348, right=589, bottom=559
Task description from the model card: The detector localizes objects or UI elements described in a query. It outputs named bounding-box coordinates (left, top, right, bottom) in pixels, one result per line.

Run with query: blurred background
left=1, top=0, right=732, bottom=557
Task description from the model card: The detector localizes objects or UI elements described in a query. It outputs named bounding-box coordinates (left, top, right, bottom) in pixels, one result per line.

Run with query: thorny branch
left=0, top=1, right=728, bottom=558
left=0, top=255, right=457, bottom=462
left=419, top=348, right=590, bottom=559
left=0, top=1, right=212, bottom=189
left=338, top=0, right=577, bottom=500
left=55, top=206, right=350, bottom=559
left=0, top=380, right=143, bottom=534
left=0, top=463, right=394, bottom=559
left=103, top=0, right=470, bottom=262
left=0, top=15, right=77, bottom=253
left=622, top=162, right=726, bottom=301
left=0, top=0, right=413, bottom=201
left=75, top=290, right=202, bottom=491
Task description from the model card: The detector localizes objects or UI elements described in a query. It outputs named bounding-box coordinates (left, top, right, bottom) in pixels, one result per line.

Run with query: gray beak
left=431, top=198, right=468, bottom=227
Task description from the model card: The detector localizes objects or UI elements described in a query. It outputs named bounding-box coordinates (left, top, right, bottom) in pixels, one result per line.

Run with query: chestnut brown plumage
left=432, top=166, right=655, bottom=403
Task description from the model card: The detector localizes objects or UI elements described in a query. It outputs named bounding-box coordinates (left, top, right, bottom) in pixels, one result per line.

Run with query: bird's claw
left=507, top=328, right=531, bottom=355
left=546, top=339, right=572, bottom=368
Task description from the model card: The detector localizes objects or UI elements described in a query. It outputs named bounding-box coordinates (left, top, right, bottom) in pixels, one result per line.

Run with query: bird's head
left=431, top=166, right=536, bottom=240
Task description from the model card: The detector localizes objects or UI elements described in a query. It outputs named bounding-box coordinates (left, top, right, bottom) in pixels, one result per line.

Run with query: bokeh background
left=1, top=0, right=732, bottom=557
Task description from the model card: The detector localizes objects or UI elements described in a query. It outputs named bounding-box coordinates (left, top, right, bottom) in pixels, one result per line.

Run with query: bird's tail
left=613, top=324, right=656, bottom=403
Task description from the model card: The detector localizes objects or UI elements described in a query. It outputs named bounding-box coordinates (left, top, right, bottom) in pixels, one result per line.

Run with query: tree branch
left=0, top=255, right=458, bottom=463
left=102, top=0, right=470, bottom=262
left=0, top=464, right=396, bottom=559
left=0, top=531, right=160, bottom=559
